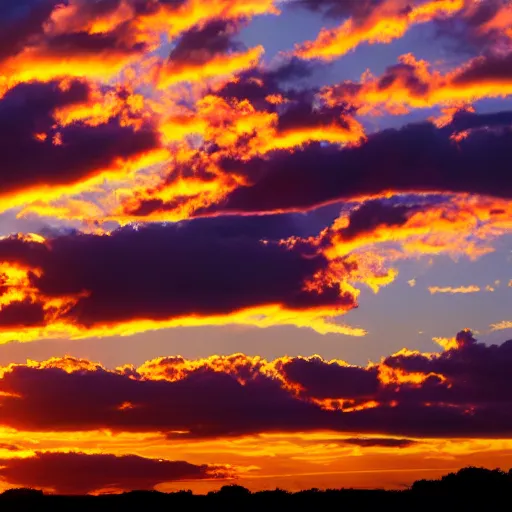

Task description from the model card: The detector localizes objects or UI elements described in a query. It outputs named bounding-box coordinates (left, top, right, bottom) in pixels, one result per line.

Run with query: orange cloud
left=0, top=78, right=168, bottom=217
left=136, top=0, right=279, bottom=40
left=293, top=0, right=463, bottom=62
left=321, top=52, right=512, bottom=117
left=2, top=329, right=512, bottom=492
left=13, top=193, right=512, bottom=344
left=0, top=0, right=279, bottom=95
left=476, top=0, right=512, bottom=38
left=156, top=46, right=265, bottom=88
left=428, top=285, right=481, bottom=294
left=75, top=90, right=365, bottom=225
left=2, top=430, right=512, bottom=494
left=19, top=195, right=505, bottom=342
left=0, top=329, right=510, bottom=437
left=0, top=43, right=143, bottom=88
left=280, top=196, right=512, bottom=296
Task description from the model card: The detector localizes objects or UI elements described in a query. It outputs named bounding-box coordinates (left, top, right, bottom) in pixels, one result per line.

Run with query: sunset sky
left=0, top=0, right=512, bottom=495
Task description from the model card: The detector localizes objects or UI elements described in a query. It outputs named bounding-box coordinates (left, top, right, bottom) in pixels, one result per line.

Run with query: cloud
left=0, top=0, right=148, bottom=86
left=214, top=57, right=321, bottom=105
left=304, top=194, right=512, bottom=267
left=0, top=452, right=229, bottom=494
left=117, top=80, right=363, bottom=223
left=5, top=194, right=507, bottom=343
left=293, top=0, right=463, bottom=62
left=0, top=0, right=60, bottom=63
left=191, top=193, right=510, bottom=300
left=48, top=47, right=512, bottom=226
left=334, top=200, right=412, bottom=241
left=491, top=321, right=512, bottom=331
left=0, top=217, right=363, bottom=342
left=295, top=0, right=387, bottom=20
left=2, top=330, right=512, bottom=438
left=321, top=52, right=512, bottom=118
left=156, top=18, right=264, bottom=87
left=428, top=285, right=481, bottom=294
left=435, top=0, right=512, bottom=54
left=0, top=79, right=160, bottom=212
left=276, top=356, right=380, bottom=399
left=1, top=1, right=512, bottom=230
left=197, top=114, right=512, bottom=216
left=343, top=437, right=417, bottom=448
left=0, top=356, right=335, bottom=436
left=0, top=0, right=278, bottom=88
left=0, top=443, right=21, bottom=452
left=0, top=299, right=46, bottom=328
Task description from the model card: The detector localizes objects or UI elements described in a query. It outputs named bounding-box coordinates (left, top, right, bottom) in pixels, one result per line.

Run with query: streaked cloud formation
left=491, top=321, right=512, bottom=331
left=1, top=331, right=512, bottom=492
left=0, top=330, right=510, bottom=438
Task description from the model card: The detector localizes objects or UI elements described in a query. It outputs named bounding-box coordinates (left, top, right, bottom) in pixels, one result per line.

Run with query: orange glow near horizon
left=1, top=344, right=512, bottom=493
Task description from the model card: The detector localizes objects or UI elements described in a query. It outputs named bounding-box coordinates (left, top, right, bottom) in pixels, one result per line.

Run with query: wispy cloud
left=490, top=321, right=512, bottom=331
left=428, top=285, right=481, bottom=294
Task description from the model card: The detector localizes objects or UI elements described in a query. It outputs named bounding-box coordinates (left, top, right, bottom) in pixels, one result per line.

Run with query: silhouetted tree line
left=1, top=467, right=511, bottom=511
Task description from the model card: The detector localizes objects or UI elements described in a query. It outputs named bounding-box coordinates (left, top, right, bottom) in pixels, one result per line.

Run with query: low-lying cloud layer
left=1, top=330, right=511, bottom=439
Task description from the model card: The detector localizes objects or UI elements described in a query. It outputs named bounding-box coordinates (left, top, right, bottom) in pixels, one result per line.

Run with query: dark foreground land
left=1, top=467, right=511, bottom=511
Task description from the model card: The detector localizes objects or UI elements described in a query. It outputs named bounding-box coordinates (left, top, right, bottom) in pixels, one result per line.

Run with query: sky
left=0, top=0, right=511, bottom=496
